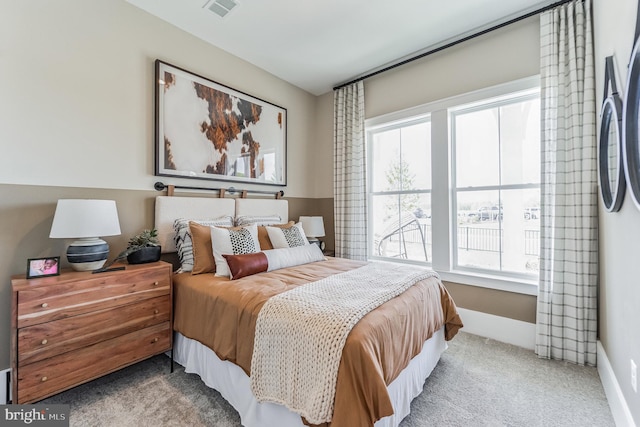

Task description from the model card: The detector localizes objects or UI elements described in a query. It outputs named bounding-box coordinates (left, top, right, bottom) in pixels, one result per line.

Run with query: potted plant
left=116, top=229, right=161, bottom=264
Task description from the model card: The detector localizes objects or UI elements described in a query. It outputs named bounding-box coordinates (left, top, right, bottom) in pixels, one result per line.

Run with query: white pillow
left=211, top=224, right=261, bottom=277
left=235, top=214, right=282, bottom=226
left=264, top=245, right=325, bottom=272
left=265, top=222, right=309, bottom=248
left=173, top=216, right=234, bottom=272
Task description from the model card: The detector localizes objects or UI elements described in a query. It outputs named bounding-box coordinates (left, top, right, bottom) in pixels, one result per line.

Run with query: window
left=451, top=93, right=540, bottom=276
left=367, top=116, right=432, bottom=263
left=365, top=77, right=540, bottom=292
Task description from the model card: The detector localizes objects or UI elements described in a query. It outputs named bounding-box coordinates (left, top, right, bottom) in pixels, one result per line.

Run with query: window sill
left=437, top=270, right=538, bottom=296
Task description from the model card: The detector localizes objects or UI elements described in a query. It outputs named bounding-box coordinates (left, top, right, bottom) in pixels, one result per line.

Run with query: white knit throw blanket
left=250, top=263, right=439, bottom=424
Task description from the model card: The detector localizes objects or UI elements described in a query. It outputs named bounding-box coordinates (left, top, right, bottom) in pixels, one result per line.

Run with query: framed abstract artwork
left=155, top=60, right=287, bottom=186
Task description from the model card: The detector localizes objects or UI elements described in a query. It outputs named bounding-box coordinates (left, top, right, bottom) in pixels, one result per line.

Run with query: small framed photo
left=26, top=256, right=61, bottom=279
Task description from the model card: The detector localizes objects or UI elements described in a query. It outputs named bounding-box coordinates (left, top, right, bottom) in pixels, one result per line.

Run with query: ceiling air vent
left=203, top=0, right=238, bottom=18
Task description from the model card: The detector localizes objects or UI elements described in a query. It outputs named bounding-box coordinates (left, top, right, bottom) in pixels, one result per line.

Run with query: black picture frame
left=154, top=60, right=287, bottom=186
left=26, top=256, right=61, bottom=279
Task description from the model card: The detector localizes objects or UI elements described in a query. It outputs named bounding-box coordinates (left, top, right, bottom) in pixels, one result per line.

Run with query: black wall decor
left=622, top=1, right=640, bottom=210
left=599, top=56, right=625, bottom=212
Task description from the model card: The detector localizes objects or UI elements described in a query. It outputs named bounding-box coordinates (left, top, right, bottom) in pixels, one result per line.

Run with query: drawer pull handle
left=154, top=309, right=159, bottom=314
left=153, top=281, right=159, bottom=286
left=41, top=339, right=48, bottom=345
left=41, top=303, right=48, bottom=308
left=41, top=376, right=47, bottom=382
left=153, top=337, right=159, bottom=343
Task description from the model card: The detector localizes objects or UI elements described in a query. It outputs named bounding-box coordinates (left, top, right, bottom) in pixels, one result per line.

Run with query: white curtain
left=333, top=81, right=367, bottom=260
left=536, top=0, right=598, bottom=366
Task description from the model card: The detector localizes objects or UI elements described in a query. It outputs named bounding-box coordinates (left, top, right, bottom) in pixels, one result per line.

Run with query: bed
left=155, top=195, right=463, bottom=427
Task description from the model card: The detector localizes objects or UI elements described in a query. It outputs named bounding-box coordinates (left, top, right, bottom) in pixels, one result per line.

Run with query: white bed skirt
left=173, top=327, right=446, bottom=427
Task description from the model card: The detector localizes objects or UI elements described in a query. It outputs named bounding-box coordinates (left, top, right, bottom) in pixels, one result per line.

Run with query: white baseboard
left=0, top=368, right=10, bottom=404
left=597, top=341, right=637, bottom=427
left=456, top=308, right=536, bottom=350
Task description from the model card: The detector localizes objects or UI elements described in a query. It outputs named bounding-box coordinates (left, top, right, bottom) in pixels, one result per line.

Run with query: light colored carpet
left=42, top=332, right=614, bottom=426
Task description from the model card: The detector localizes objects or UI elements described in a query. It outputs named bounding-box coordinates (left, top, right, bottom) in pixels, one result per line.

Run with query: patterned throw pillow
left=257, top=221, right=295, bottom=250
left=210, top=224, right=261, bottom=277
left=235, top=214, right=282, bottom=227
left=173, top=216, right=233, bottom=273
left=265, top=222, right=309, bottom=249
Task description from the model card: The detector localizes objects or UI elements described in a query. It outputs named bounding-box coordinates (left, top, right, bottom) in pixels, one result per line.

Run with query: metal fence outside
left=388, top=223, right=540, bottom=256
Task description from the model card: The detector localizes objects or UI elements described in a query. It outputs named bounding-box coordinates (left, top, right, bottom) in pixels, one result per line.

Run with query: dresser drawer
left=16, top=267, right=170, bottom=328
left=18, top=295, right=171, bottom=365
left=17, top=321, right=171, bottom=404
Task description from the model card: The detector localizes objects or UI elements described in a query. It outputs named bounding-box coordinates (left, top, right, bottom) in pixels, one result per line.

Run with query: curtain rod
left=154, top=181, right=284, bottom=198
left=333, top=0, right=574, bottom=91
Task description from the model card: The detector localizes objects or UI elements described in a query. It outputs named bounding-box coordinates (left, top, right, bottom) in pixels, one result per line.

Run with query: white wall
left=0, top=0, right=317, bottom=198
left=593, top=0, right=640, bottom=424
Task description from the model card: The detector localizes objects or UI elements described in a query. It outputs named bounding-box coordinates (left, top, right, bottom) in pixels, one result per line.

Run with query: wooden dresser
left=10, top=261, right=173, bottom=404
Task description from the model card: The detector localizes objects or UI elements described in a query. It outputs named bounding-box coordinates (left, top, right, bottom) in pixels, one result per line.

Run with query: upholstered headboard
left=235, top=198, right=289, bottom=223
left=154, top=196, right=289, bottom=254
left=155, top=196, right=235, bottom=253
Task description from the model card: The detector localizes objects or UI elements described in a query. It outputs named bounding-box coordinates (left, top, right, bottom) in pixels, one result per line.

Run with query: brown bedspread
left=173, top=257, right=463, bottom=427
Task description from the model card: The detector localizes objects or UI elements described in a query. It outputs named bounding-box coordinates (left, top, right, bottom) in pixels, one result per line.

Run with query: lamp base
left=66, top=237, right=110, bottom=271
left=308, top=238, right=325, bottom=251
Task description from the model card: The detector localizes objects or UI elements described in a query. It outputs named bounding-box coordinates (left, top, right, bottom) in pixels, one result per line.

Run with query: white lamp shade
left=299, top=216, right=325, bottom=238
left=49, top=199, right=121, bottom=271
left=50, top=199, right=121, bottom=238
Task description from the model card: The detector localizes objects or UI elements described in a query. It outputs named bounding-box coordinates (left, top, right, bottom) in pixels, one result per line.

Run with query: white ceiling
left=127, top=0, right=555, bottom=95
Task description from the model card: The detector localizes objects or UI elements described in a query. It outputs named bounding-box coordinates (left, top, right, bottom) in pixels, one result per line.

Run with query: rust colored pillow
left=223, top=252, right=269, bottom=280
left=258, top=221, right=295, bottom=250
left=189, top=221, right=217, bottom=275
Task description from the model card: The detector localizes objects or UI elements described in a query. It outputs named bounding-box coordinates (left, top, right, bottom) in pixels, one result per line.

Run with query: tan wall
left=444, top=282, right=537, bottom=323
left=593, top=0, right=640, bottom=422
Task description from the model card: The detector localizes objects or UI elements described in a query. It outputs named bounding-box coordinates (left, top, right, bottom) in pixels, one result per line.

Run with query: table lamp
left=299, top=216, right=325, bottom=250
left=49, top=199, right=122, bottom=271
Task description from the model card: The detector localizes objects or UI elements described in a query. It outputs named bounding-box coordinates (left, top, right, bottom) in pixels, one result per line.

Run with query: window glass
left=369, top=118, right=431, bottom=263
left=455, top=109, right=500, bottom=188
left=371, top=122, right=431, bottom=192
left=499, top=99, right=541, bottom=186
left=452, top=93, right=540, bottom=276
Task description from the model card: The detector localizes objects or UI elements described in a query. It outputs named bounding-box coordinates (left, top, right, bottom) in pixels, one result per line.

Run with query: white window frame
left=365, top=76, right=540, bottom=296
left=366, top=114, right=432, bottom=265
left=450, top=89, right=541, bottom=281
